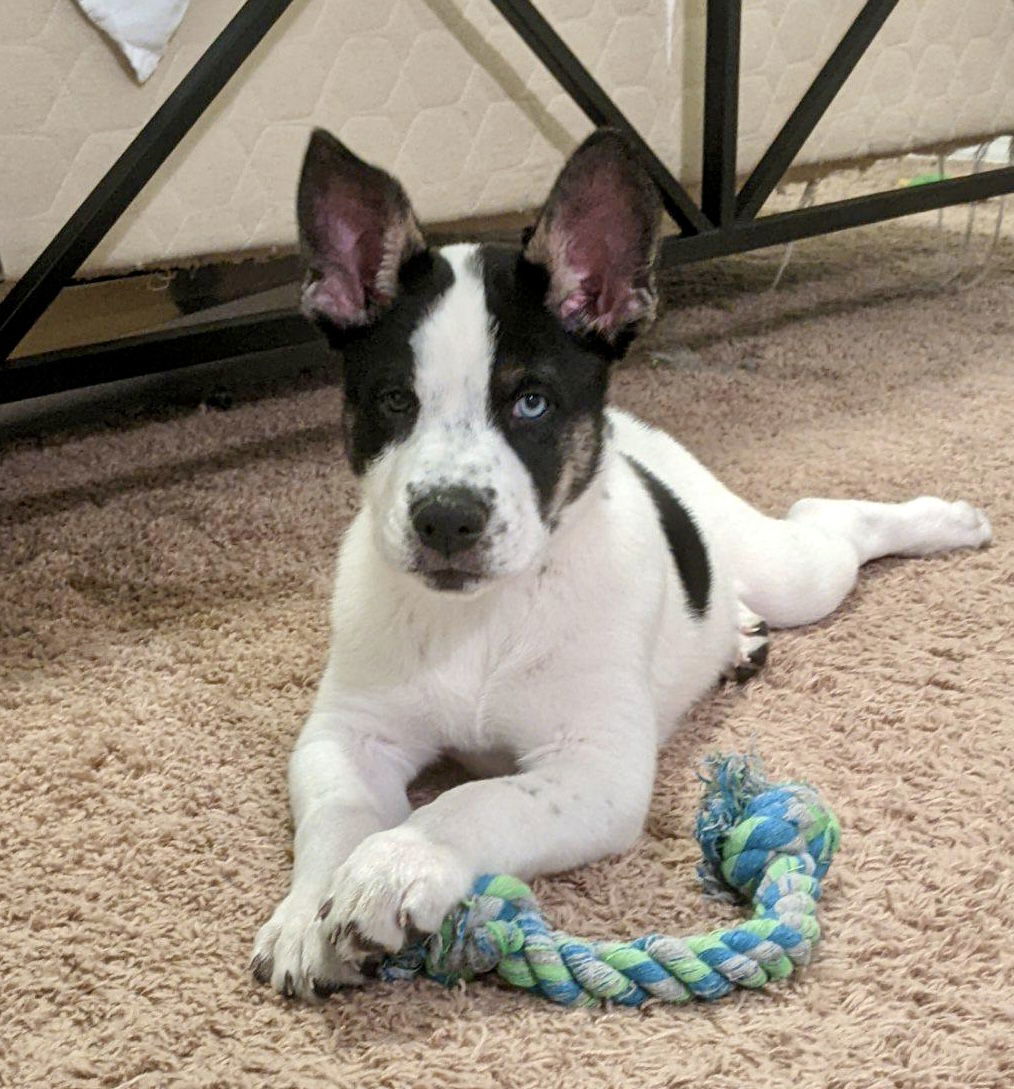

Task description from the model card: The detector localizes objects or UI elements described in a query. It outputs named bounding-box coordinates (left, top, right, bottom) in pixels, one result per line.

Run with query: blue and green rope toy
left=380, top=754, right=841, bottom=1007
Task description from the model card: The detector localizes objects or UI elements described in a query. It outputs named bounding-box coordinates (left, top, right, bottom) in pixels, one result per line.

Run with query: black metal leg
left=735, top=0, right=900, bottom=220
left=487, top=0, right=711, bottom=235
left=0, top=0, right=299, bottom=364
left=664, top=166, right=1014, bottom=265
left=701, top=0, right=742, bottom=228
left=0, top=310, right=318, bottom=407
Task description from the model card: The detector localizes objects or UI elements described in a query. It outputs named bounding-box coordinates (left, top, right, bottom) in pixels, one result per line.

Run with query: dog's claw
left=250, top=953, right=273, bottom=985
left=361, top=956, right=383, bottom=980
left=283, top=970, right=295, bottom=998
left=347, top=922, right=387, bottom=957
left=317, top=897, right=334, bottom=921
left=735, top=637, right=769, bottom=682
left=405, top=923, right=428, bottom=946
left=311, top=976, right=340, bottom=998
left=724, top=608, right=771, bottom=684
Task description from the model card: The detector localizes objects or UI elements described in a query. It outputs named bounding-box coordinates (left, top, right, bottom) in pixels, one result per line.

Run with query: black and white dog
left=251, top=128, right=991, bottom=1000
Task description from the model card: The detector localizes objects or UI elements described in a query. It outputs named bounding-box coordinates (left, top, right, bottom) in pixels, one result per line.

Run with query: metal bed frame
left=1, top=0, right=1012, bottom=405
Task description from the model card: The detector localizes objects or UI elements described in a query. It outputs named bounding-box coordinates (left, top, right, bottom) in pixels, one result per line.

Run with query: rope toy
left=380, top=754, right=840, bottom=1007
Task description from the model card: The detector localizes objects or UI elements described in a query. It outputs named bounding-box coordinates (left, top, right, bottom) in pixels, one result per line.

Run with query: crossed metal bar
left=2, top=0, right=1012, bottom=402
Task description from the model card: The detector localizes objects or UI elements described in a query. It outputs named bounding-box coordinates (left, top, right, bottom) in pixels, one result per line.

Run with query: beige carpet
left=3, top=219, right=1012, bottom=1089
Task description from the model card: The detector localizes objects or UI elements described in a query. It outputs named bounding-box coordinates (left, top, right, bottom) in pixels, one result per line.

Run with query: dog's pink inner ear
left=298, top=129, right=423, bottom=328
left=526, top=131, right=661, bottom=343
left=302, top=202, right=389, bottom=323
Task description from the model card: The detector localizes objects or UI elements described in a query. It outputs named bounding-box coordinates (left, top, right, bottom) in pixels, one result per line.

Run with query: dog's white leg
left=786, top=496, right=992, bottom=562
left=732, top=496, right=991, bottom=629
left=250, top=708, right=424, bottom=1000
left=318, top=689, right=657, bottom=964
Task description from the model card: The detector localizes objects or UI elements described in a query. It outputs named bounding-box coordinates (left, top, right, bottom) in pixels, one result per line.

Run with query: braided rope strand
left=380, top=754, right=840, bottom=1007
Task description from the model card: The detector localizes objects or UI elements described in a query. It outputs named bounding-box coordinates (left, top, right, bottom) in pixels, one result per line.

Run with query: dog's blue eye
left=513, top=392, right=550, bottom=421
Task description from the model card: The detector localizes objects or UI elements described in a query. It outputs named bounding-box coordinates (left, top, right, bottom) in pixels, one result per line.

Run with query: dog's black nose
left=410, top=489, right=489, bottom=556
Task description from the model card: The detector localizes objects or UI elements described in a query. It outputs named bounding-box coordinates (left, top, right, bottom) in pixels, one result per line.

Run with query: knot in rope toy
left=381, top=754, right=840, bottom=1007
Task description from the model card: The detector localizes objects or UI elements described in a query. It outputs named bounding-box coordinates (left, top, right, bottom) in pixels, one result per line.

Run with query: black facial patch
left=479, top=245, right=611, bottom=519
left=318, top=250, right=454, bottom=474
left=625, top=455, right=711, bottom=618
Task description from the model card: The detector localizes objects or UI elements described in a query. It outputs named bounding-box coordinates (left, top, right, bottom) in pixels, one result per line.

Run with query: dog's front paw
left=250, top=892, right=364, bottom=1001
left=318, top=827, right=473, bottom=966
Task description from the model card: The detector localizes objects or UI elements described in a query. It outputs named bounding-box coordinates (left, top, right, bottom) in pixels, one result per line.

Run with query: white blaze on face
left=412, top=243, right=495, bottom=443
left=362, top=244, right=549, bottom=581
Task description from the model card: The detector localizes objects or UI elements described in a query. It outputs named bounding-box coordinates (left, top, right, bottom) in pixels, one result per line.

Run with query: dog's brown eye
left=379, top=389, right=417, bottom=414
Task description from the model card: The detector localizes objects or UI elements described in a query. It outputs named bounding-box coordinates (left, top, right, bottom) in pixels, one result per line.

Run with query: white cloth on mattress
left=75, top=0, right=191, bottom=82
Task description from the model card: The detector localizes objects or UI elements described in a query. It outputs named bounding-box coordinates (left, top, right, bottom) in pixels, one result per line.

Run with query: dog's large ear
left=524, top=129, right=661, bottom=347
left=297, top=128, right=426, bottom=329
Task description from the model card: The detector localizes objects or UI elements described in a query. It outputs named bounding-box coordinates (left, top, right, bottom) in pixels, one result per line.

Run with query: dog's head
left=298, top=127, right=661, bottom=593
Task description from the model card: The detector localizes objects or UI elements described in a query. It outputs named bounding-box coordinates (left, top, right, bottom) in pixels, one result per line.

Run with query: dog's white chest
left=408, top=591, right=555, bottom=751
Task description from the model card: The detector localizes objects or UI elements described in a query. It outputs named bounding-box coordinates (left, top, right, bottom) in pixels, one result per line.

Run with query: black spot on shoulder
left=625, top=455, right=711, bottom=617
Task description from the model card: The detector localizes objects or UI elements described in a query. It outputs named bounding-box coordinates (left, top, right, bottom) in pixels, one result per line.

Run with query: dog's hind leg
left=728, top=496, right=991, bottom=630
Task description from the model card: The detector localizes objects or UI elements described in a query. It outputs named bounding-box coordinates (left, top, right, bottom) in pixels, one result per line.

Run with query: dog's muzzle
left=409, top=487, right=491, bottom=590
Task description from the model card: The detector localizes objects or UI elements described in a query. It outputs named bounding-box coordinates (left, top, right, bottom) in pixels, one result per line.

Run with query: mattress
left=2, top=0, right=1012, bottom=280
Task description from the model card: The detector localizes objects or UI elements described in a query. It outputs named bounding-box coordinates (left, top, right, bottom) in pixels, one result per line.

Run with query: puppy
left=251, top=128, right=991, bottom=1000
